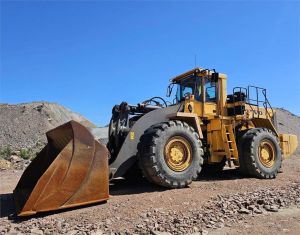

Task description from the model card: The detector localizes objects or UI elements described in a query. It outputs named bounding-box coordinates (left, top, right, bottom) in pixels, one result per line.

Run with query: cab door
left=203, top=78, right=218, bottom=117
left=182, top=75, right=218, bottom=118
left=187, top=76, right=218, bottom=117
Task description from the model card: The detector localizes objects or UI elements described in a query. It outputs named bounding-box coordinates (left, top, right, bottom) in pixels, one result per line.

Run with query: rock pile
left=1, top=182, right=299, bottom=235
left=0, top=102, right=96, bottom=152
left=132, top=181, right=300, bottom=234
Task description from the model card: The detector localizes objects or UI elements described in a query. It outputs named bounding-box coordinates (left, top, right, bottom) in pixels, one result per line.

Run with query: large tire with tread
left=123, top=162, right=143, bottom=182
left=239, top=128, right=282, bottom=179
left=138, top=120, right=204, bottom=188
left=237, top=130, right=250, bottom=175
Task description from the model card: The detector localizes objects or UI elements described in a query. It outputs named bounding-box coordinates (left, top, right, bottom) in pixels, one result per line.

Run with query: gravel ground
left=1, top=154, right=299, bottom=235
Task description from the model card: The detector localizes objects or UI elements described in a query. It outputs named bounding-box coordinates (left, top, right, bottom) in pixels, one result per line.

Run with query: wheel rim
left=259, top=140, right=276, bottom=168
left=164, top=136, right=192, bottom=172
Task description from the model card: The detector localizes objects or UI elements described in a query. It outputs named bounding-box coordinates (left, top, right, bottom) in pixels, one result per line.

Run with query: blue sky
left=1, top=1, right=299, bottom=126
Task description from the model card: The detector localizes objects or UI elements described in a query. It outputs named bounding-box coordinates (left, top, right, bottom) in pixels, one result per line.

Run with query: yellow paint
left=130, top=131, right=135, bottom=140
left=279, top=134, right=298, bottom=159
left=259, top=140, right=276, bottom=168
left=170, top=67, right=298, bottom=166
left=164, top=136, right=192, bottom=172
left=206, top=118, right=238, bottom=163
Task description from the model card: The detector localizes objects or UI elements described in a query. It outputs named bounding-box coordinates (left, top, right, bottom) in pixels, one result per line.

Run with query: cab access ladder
left=221, top=124, right=238, bottom=166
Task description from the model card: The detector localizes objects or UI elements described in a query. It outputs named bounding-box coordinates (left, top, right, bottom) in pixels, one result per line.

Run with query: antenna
left=194, top=54, right=197, bottom=68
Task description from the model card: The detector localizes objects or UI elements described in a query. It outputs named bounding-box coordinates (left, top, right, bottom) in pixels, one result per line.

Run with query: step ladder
left=221, top=124, right=238, bottom=166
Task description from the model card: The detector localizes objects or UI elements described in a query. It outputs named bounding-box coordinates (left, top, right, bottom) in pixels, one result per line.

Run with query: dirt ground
left=212, top=205, right=300, bottom=235
left=0, top=154, right=300, bottom=235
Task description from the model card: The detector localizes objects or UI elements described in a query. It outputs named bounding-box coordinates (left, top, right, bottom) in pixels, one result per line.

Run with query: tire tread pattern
left=138, top=120, right=204, bottom=188
left=240, top=128, right=282, bottom=179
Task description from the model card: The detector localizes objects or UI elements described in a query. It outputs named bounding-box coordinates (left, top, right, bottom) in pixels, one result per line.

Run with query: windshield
left=176, top=77, right=199, bottom=102
left=175, top=76, right=216, bottom=103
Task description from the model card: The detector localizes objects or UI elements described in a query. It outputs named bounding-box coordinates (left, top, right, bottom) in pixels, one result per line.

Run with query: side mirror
left=211, top=72, right=219, bottom=83
left=166, top=83, right=174, bottom=97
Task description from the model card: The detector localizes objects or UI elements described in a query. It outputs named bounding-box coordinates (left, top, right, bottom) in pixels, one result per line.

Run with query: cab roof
left=171, top=67, right=203, bottom=83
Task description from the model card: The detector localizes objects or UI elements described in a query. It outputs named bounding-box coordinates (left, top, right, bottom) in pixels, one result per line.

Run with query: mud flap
left=14, top=121, right=109, bottom=216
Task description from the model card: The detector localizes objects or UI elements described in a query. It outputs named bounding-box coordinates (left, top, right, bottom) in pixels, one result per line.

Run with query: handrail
left=247, top=85, right=273, bottom=119
left=231, top=85, right=273, bottom=119
left=232, top=87, right=248, bottom=116
left=262, top=89, right=274, bottom=119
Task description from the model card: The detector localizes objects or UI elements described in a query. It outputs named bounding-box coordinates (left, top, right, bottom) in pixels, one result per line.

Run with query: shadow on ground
left=197, top=168, right=248, bottom=181
left=110, top=168, right=248, bottom=196
left=0, top=193, right=15, bottom=218
left=0, top=168, right=249, bottom=221
left=109, top=177, right=165, bottom=196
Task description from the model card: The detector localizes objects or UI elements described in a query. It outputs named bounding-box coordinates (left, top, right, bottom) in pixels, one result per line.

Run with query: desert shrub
left=0, top=146, right=12, bottom=159
left=29, top=140, right=46, bottom=160
left=20, top=149, right=31, bottom=160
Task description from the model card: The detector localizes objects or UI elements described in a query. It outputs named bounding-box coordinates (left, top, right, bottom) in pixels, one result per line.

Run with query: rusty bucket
left=13, top=121, right=109, bottom=216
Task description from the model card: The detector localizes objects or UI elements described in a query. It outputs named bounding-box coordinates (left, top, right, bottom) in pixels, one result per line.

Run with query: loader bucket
left=13, top=121, right=109, bottom=216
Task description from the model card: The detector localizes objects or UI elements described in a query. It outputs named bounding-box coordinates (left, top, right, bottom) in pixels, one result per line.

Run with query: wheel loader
left=14, top=68, right=298, bottom=216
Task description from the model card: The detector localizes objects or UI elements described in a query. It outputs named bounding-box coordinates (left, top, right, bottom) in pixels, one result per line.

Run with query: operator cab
left=170, top=68, right=218, bottom=104
left=167, top=68, right=224, bottom=117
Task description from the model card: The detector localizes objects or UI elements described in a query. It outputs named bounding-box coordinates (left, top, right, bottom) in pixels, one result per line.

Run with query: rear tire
left=237, top=130, right=250, bottom=175
left=239, top=128, right=282, bottom=179
left=138, top=121, right=204, bottom=188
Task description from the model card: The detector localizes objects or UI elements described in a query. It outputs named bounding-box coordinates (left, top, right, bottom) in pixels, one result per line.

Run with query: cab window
left=205, top=80, right=216, bottom=102
left=182, top=85, right=193, bottom=97
left=194, top=79, right=202, bottom=102
left=176, top=78, right=195, bottom=101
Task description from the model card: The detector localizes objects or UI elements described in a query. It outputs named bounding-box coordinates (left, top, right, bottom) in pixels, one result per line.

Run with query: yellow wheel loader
left=14, top=68, right=298, bottom=216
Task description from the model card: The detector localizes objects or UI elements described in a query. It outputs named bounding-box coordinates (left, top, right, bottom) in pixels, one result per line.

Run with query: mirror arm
left=166, top=83, right=174, bottom=97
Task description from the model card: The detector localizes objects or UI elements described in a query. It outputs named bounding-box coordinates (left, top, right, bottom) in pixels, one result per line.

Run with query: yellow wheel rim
left=259, top=140, right=276, bottom=168
left=164, top=136, right=192, bottom=172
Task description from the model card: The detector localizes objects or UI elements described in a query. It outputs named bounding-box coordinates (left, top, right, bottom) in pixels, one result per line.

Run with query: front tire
left=240, top=128, right=282, bottom=179
left=138, top=121, right=204, bottom=188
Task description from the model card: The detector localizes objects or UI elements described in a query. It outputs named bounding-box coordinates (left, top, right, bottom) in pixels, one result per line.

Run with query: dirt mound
left=275, top=108, right=300, bottom=154
left=0, top=102, right=96, bottom=152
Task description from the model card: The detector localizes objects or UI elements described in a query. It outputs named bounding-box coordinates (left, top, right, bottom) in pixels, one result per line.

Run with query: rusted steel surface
left=14, top=121, right=109, bottom=216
